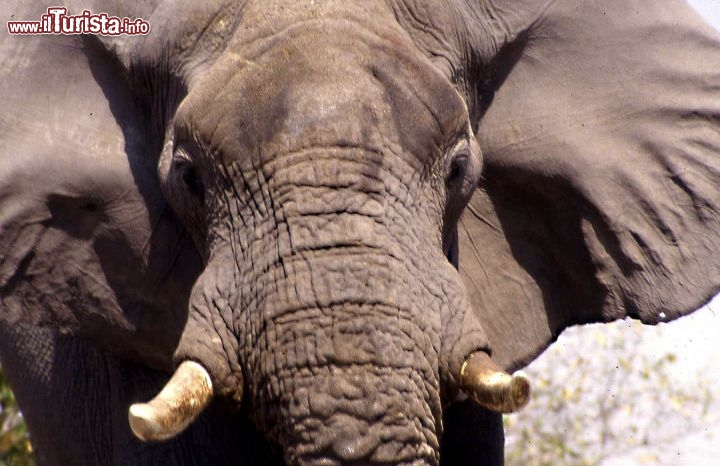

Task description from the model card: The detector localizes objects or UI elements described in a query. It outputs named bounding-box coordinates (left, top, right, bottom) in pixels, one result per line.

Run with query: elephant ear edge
left=459, top=0, right=720, bottom=370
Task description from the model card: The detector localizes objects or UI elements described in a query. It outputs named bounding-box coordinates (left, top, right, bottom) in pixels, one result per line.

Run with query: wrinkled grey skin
left=1, top=0, right=719, bottom=465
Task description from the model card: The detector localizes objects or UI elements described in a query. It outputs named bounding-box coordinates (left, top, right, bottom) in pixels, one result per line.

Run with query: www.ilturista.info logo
left=8, top=7, right=150, bottom=35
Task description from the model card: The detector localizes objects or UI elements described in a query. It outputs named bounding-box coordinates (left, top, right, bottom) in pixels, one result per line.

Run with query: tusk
left=129, top=361, right=214, bottom=442
left=460, top=351, right=531, bottom=413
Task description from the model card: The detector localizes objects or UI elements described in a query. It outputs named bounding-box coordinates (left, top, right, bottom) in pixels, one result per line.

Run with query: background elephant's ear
left=460, top=0, right=720, bottom=371
left=0, top=3, right=198, bottom=369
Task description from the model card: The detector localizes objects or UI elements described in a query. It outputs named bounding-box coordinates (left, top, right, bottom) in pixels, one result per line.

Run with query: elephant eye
left=173, top=156, right=205, bottom=202
left=444, top=137, right=482, bottom=217
left=445, top=143, right=471, bottom=191
left=445, top=156, right=466, bottom=189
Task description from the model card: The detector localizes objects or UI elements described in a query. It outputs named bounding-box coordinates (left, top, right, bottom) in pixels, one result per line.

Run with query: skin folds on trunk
left=260, top=337, right=440, bottom=465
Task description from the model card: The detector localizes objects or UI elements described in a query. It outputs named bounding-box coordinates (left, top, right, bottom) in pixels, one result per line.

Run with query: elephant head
left=0, top=0, right=718, bottom=465
left=123, top=4, right=530, bottom=461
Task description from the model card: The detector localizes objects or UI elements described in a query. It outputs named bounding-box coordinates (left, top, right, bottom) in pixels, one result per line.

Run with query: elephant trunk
left=243, top=256, right=447, bottom=463
left=269, top=365, right=440, bottom=465
left=167, top=243, right=449, bottom=463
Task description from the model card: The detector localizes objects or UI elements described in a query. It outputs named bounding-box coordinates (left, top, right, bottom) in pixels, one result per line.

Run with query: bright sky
left=687, top=0, right=720, bottom=27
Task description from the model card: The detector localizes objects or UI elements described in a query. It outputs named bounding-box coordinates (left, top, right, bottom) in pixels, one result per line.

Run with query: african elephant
left=1, top=0, right=718, bottom=464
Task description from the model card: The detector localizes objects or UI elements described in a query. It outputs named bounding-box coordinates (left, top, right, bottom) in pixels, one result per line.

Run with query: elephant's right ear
left=459, top=0, right=720, bottom=371
left=0, top=4, right=200, bottom=369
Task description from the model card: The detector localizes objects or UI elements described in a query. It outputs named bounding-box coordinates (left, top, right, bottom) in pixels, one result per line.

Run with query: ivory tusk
left=460, top=351, right=531, bottom=413
left=129, top=360, right=214, bottom=442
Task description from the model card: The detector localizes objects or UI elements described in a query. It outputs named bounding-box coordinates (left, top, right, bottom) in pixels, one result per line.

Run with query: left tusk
left=128, top=360, right=214, bottom=442
left=460, top=351, right=531, bottom=413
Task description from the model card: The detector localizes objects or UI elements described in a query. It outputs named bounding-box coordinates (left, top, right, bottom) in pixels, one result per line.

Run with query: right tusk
left=460, top=351, right=531, bottom=413
left=129, top=360, right=214, bottom=442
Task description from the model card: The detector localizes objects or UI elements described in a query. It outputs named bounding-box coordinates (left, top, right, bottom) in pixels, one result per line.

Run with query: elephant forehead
left=178, top=19, right=467, bottom=170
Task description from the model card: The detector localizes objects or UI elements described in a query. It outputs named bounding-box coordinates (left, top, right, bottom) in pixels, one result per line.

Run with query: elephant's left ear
left=459, top=0, right=720, bottom=370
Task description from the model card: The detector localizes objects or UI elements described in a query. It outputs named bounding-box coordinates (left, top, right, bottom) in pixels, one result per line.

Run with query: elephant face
left=154, top=14, right=490, bottom=464
left=1, top=0, right=719, bottom=465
